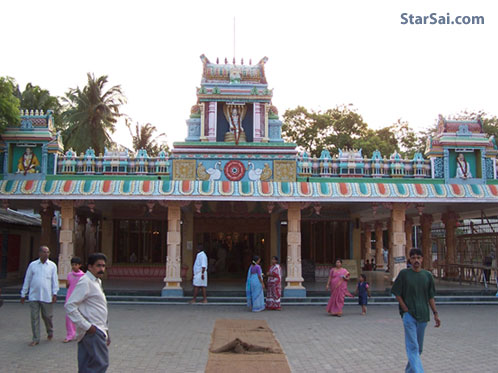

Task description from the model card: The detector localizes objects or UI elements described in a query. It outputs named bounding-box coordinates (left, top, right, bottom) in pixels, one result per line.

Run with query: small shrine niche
left=426, top=115, right=497, bottom=184
left=0, top=110, right=63, bottom=180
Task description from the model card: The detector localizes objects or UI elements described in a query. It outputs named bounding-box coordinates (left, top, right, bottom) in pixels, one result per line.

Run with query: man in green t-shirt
left=392, top=248, right=441, bottom=373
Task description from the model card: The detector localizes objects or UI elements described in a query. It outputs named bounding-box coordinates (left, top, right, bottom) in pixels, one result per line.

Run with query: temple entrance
left=194, top=217, right=270, bottom=279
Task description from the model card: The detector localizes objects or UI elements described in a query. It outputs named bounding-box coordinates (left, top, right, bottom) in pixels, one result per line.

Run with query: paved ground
left=0, top=303, right=496, bottom=372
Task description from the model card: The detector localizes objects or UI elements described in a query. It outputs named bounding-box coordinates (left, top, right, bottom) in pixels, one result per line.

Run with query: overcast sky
left=2, top=0, right=497, bottom=148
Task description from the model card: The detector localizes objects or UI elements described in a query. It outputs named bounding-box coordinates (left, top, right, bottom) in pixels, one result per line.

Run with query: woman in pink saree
left=266, top=256, right=282, bottom=310
left=326, top=259, right=353, bottom=316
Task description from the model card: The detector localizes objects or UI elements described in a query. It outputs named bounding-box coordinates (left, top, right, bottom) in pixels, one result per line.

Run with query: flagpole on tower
left=233, top=16, right=236, bottom=63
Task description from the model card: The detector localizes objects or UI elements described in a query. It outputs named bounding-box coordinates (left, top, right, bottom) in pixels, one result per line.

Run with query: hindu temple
left=1, top=55, right=497, bottom=297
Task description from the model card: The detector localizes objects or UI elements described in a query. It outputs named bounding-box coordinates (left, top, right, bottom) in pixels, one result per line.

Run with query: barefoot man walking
left=190, top=245, right=208, bottom=304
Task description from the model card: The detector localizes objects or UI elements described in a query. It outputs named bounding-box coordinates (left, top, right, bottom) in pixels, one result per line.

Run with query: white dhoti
left=193, top=271, right=207, bottom=287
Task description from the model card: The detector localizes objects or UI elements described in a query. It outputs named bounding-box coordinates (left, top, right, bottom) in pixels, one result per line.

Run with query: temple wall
left=2, top=227, right=41, bottom=278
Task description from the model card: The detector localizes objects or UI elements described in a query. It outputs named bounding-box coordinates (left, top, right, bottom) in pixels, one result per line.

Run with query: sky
left=2, top=0, right=497, bottom=149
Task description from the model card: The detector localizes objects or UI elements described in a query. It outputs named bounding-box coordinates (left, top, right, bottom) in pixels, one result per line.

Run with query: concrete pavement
left=0, top=303, right=496, bottom=372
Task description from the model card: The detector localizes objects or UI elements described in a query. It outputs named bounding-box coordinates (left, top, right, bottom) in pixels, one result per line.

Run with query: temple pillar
left=75, top=214, right=87, bottom=262
left=442, top=210, right=459, bottom=278
left=58, top=200, right=75, bottom=292
left=375, top=222, right=384, bottom=269
left=101, top=218, right=113, bottom=266
left=162, top=203, right=183, bottom=297
left=388, top=217, right=393, bottom=272
left=270, top=209, right=279, bottom=259
left=199, top=103, right=207, bottom=142
left=86, top=217, right=99, bottom=254
left=262, top=103, right=270, bottom=143
left=284, top=203, right=306, bottom=297
left=39, top=204, right=54, bottom=248
left=182, top=208, right=194, bottom=280
left=364, top=224, right=372, bottom=261
left=253, top=103, right=262, bottom=142
left=390, top=203, right=406, bottom=281
left=352, top=221, right=361, bottom=261
left=420, top=214, right=433, bottom=270
left=360, top=225, right=366, bottom=261
left=405, top=217, right=413, bottom=258
left=207, top=102, right=217, bottom=142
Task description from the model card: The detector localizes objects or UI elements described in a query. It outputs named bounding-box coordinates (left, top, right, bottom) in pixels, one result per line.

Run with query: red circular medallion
left=224, top=160, right=246, bottom=181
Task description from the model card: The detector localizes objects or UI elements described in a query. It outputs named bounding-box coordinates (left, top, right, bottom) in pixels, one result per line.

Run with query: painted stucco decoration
left=224, top=160, right=245, bottom=181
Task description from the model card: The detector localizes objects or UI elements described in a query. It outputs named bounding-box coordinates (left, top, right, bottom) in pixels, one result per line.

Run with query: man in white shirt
left=20, top=245, right=59, bottom=346
left=190, top=245, right=208, bottom=304
left=65, top=253, right=110, bottom=373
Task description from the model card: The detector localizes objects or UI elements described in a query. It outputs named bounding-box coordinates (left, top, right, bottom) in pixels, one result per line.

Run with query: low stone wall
left=107, top=265, right=165, bottom=279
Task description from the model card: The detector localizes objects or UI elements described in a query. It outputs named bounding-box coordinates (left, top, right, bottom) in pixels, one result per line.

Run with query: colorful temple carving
left=1, top=55, right=497, bottom=297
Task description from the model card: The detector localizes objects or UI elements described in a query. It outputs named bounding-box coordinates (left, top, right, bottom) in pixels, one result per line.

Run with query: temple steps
left=2, top=292, right=497, bottom=306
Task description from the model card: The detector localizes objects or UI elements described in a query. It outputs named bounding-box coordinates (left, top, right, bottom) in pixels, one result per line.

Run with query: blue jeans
left=402, top=312, right=427, bottom=373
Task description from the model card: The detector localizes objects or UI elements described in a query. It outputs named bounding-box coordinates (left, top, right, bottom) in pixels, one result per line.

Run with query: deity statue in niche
left=17, top=147, right=40, bottom=174
left=223, top=103, right=247, bottom=144
left=455, top=153, right=472, bottom=179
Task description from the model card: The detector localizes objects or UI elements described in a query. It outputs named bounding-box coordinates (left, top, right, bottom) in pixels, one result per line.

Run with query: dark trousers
left=29, top=301, right=53, bottom=342
left=78, top=329, right=109, bottom=373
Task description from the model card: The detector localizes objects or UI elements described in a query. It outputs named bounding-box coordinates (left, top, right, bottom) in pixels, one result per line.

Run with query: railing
left=57, top=155, right=171, bottom=175
left=297, top=156, right=431, bottom=179
left=433, top=263, right=497, bottom=286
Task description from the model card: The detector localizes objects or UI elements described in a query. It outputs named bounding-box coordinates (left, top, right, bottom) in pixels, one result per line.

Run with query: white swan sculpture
left=248, top=161, right=263, bottom=181
left=206, top=161, right=222, bottom=181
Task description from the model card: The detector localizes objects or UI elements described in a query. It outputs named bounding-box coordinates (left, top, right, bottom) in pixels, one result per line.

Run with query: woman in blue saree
left=246, top=256, right=265, bottom=312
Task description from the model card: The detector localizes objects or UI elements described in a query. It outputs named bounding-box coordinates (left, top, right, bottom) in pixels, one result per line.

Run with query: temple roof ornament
left=200, top=54, right=268, bottom=85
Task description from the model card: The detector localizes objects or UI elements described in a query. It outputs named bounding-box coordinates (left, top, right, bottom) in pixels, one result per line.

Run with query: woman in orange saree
left=326, top=259, right=353, bottom=316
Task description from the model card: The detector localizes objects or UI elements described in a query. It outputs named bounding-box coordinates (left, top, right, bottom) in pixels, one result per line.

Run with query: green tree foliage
left=282, top=106, right=421, bottom=158
left=62, top=73, right=126, bottom=154
left=0, top=77, right=20, bottom=131
left=14, top=83, right=64, bottom=131
left=126, top=119, right=169, bottom=157
left=282, top=105, right=369, bottom=158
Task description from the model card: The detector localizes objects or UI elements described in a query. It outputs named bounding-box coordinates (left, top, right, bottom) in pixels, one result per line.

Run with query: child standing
left=63, top=256, right=85, bottom=342
left=354, top=274, right=371, bottom=315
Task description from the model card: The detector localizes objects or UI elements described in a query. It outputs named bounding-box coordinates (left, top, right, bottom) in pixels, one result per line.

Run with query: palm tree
left=126, top=119, right=169, bottom=157
left=62, top=73, right=126, bottom=154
